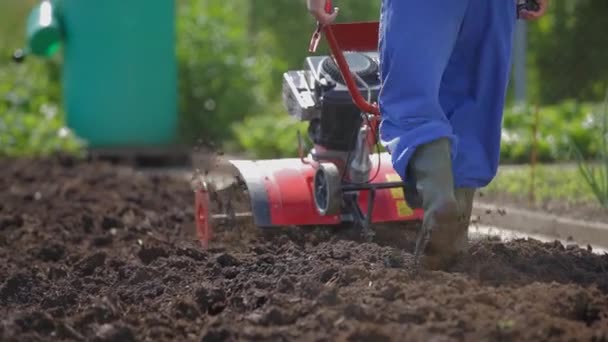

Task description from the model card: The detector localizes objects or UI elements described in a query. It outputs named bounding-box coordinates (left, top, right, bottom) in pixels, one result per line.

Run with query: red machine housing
left=195, top=17, right=424, bottom=247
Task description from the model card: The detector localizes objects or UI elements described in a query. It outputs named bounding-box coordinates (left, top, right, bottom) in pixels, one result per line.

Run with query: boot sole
left=416, top=201, right=460, bottom=270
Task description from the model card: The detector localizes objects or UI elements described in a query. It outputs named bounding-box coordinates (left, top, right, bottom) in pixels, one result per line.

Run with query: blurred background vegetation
left=1, top=0, right=607, bottom=162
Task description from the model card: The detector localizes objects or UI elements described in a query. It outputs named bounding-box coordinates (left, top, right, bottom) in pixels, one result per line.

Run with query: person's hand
left=307, top=0, right=339, bottom=25
left=519, top=0, right=549, bottom=20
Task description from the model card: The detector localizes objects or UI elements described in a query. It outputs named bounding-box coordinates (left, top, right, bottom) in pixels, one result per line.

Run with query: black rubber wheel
left=313, top=163, right=342, bottom=216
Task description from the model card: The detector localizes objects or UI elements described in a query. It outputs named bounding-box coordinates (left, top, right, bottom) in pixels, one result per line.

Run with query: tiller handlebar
left=308, top=0, right=381, bottom=117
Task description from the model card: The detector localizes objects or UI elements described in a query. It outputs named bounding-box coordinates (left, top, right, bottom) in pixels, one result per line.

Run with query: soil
left=1, top=155, right=608, bottom=341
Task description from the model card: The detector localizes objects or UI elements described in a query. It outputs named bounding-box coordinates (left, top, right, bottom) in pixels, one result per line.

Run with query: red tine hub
left=195, top=186, right=211, bottom=248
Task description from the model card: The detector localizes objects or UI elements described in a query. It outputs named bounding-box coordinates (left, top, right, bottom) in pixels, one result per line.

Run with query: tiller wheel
left=194, top=1, right=424, bottom=247
left=313, top=163, right=341, bottom=216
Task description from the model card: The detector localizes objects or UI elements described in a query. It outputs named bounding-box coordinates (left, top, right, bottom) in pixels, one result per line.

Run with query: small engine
left=282, top=52, right=381, bottom=153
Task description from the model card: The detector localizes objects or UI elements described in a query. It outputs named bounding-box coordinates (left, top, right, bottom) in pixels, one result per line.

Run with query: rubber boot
left=408, top=137, right=459, bottom=270
left=453, top=187, right=476, bottom=253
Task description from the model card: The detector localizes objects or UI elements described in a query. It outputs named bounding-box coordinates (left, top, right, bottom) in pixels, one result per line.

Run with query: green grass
left=482, top=163, right=597, bottom=205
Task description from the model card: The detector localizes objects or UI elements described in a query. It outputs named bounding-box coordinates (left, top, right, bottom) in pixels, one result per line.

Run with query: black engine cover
left=317, top=99, right=363, bottom=151
left=310, top=52, right=381, bottom=151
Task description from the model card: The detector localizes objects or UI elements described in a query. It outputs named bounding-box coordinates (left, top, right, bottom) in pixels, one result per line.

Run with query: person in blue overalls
left=308, top=0, right=549, bottom=269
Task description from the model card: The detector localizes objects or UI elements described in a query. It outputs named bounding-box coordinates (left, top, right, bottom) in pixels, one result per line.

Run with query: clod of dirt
left=319, top=267, right=339, bottom=283
left=40, top=289, right=78, bottom=309
left=378, top=284, right=400, bottom=301
left=330, top=248, right=351, bottom=260
left=257, top=254, right=275, bottom=265
left=343, top=303, right=374, bottom=321
left=174, top=300, right=200, bottom=320
left=222, top=266, right=239, bottom=279
left=56, top=322, right=86, bottom=341
left=78, top=302, right=119, bottom=326
left=15, top=312, right=56, bottom=335
left=36, top=243, right=66, bottom=262
left=300, top=280, right=324, bottom=299
left=176, top=247, right=207, bottom=261
left=195, top=286, right=226, bottom=315
left=318, top=287, right=340, bottom=306
left=0, top=273, right=40, bottom=305
left=82, top=215, right=95, bottom=233
left=137, top=245, right=169, bottom=264
left=94, top=323, right=135, bottom=342
left=47, top=266, right=68, bottom=281
left=570, top=291, right=602, bottom=325
left=74, top=252, right=107, bottom=276
left=277, top=276, right=295, bottom=293
left=92, top=234, right=114, bottom=247
left=200, top=327, right=232, bottom=342
left=346, top=327, right=391, bottom=342
left=257, top=307, right=298, bottom=326
left=101, top=216, right=123, bottom=230
left=215, top=252, right=239, bottom=267
left=0, top=214, right=24, bottom=231
left=128, top=267, right=159, bottom=285
left=383, top=251, right=405, bottom=268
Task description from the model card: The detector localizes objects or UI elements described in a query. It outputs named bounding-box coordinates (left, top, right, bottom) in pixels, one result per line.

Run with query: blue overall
left=378, top=0, right=517, bottom=189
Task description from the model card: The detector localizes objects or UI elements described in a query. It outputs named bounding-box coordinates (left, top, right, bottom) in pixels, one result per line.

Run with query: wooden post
left=529, top=104, right=540, bottom=204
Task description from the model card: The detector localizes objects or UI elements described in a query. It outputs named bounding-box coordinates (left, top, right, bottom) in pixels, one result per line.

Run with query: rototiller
left=194, top=1, right=423, bottom=247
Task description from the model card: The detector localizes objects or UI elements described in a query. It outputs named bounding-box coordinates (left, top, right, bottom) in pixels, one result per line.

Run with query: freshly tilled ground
left=1, top=156, right=607, bottom=341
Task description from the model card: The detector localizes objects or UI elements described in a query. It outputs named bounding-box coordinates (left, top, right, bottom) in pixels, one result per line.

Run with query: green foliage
left=527, top=0, right=608, bottom=104
left=176, top=0, right=269, bottom=144
left=231, top=102, right=308, bottom=159
left=0, top=0, right=83, bottom=157
left=500, top=100, right=601, bottom=163
left=2, top=0, right=608, bottom=159
left=482, top=164, right=596, bottom=206
left=0, top=0, right=37, bottom=52
left=0, top=58, right=85, bottom=157
left=569, top=94, right=608, bottom=207
left=248, top=0, right=380, bottom=97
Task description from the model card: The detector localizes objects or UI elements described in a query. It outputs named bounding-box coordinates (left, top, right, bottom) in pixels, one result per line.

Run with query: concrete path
left=472, top=202, right=608, bottom=251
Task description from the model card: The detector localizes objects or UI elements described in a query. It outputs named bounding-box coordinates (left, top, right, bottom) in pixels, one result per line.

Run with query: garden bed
left=1, top=156, right=607, bottom=341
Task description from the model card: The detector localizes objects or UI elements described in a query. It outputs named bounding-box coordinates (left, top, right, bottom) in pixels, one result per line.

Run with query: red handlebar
left=309, top=0, right=380, bottom=116
left=325, top=0, right=333, bottom=13
left=323, top=26, right=380, bottom=116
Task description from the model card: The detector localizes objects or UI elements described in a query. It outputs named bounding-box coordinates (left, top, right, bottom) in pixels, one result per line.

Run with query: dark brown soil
left=1, top=155, right=608, bottom=341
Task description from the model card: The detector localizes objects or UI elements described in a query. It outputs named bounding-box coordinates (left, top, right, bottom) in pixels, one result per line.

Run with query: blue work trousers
left=378, top=0, right=517, bottom=188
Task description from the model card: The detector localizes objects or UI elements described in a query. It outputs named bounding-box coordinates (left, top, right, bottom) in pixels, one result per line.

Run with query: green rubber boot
left=453, top=187, right=476, bottom=253
left=408, top=137, right=459, bottom=270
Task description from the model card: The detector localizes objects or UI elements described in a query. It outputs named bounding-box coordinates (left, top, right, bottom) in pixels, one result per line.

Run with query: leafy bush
left=176, top=0, right=275, bottom=145
left=0, top=1, right=84, bottom=157
left=482, top=164, right=596, bottom=205
left=500, top=100, right=601, bottom=163
left=230, top=101, right=308, bottom=159
left=2, top=1, right=608, bottom=159
left=570, top=93, right=608, bottom=207
left=0, top=52, right=85, bottom=157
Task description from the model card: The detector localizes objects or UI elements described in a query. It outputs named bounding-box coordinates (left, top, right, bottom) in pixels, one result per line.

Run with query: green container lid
left=26, top=0, right=62, bottom=57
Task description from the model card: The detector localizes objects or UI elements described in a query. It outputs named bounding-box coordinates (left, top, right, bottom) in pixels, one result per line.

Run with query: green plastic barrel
left=58, top=0, right=177, bottom=147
